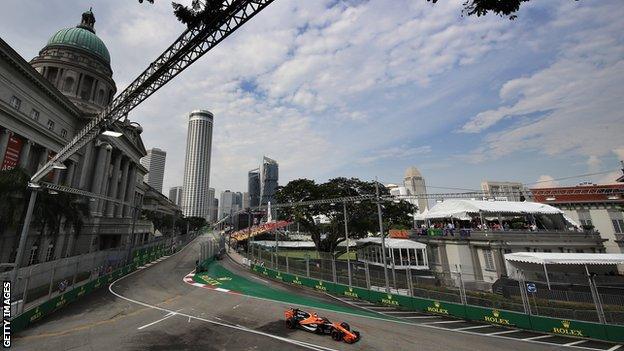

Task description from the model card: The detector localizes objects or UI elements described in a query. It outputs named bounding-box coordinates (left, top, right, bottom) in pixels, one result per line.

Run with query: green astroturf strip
left=193, top=262, right=397, bottom=321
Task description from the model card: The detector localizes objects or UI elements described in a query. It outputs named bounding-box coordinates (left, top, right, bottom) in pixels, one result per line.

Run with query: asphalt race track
left=11, top=236, right=583, bottom=350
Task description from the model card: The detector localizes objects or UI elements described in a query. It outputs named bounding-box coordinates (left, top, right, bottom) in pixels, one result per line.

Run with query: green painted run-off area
left=193, top=262, right=396, bottom=321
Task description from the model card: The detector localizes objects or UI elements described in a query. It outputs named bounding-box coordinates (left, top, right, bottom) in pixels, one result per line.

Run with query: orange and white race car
left=284, top=308, right=361, bottom=344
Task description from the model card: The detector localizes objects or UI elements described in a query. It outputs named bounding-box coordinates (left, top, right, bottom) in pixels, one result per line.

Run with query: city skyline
left=1, top=0, right=622, bottom=195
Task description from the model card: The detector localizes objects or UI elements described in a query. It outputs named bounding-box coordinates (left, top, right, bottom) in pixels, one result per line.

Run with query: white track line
left=109, top=241, right=339, bottom=351
left=523, top=335, right=554, bottom=341
left=425, top=320, right=465, bottom=325
left=607, top=345, right=623, bottom=351
left=564, top=340, right=588, bottom=347
left=487, top=329, right=521, bottom=336
left=383, top=311, right=428, bottom=315
left=454, top=325, right=492, bottom=331
left=402, top=316, right=442, bottom=319
left=138, top=309, right=183, bottom=330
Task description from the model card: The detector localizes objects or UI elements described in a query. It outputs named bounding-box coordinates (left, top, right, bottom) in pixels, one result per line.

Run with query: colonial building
left=0, top=10, right=153, bottom=266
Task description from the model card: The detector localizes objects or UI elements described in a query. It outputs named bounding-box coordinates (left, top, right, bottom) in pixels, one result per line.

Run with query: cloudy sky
left=1, top=0, right=623, bottom=196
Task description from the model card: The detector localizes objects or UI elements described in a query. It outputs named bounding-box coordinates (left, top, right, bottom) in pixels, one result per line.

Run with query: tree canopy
left=275, top=177, right=414, bottom=253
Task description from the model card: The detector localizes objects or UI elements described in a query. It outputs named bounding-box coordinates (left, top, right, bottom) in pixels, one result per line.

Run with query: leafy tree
left=275, top=177, right=415, bottom=254
left=139, top=0, right=225, bottom=28
left=427, top=0, right=576, bottom=20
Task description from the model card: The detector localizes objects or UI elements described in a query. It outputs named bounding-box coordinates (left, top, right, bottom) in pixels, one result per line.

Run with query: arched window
left=97, top=89, right=105, bottom=105
left=62, top=77, right=75, bottom=93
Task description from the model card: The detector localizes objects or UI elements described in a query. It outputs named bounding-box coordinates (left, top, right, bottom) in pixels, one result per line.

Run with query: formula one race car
left=284, top=308, right=361, bottom=344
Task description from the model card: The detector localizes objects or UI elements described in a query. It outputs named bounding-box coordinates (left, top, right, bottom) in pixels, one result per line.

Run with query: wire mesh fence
left=248, top=247, right=624, bottom=325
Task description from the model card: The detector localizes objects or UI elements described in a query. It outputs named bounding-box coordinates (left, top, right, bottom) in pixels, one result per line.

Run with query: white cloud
left=460, top=1, right=624, bottom=164
left=532, top=175, right=559, bottom=189
left=357, top=145, right=431, bottom=164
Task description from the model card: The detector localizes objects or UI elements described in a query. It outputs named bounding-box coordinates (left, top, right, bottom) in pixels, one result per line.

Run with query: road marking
left=402, top=315, right=442, bottom=319
left=563, top=340, right=587, bottom=346
left=486, top=329, right=521, bottom=336
left=383, top=311, right=428, bottom=315
left=425, top=320, right=464, bottom=324
left=454, top=325, right=491, bottom=331
left=138, top=309, right=182, bottom=330
left=607, top=345, right=623, bottom=351
left=366, top=306, right=396, bottom=310
left=523, top=335, right=553, bottom=341
left=110, top=251, right=340, bottom=351
left=249, top=275, right=268, bottom=284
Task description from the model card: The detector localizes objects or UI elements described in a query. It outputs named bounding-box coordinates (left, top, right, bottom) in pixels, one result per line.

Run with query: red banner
left=1, top=134, right=23, bottom=171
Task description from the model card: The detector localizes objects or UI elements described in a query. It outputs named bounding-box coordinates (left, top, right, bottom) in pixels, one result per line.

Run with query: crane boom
left=32, top=0, right=275, bottom=182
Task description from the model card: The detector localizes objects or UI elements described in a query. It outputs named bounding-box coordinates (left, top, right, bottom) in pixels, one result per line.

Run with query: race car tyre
left=340, top=322, right=350, bottom=331
left=286, top=318, right=296, bottom=329
left=331, top=330, right=343, bottom=341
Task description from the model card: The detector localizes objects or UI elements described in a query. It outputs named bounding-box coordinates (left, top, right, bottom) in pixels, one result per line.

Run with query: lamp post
left=343, top=201, right=352, bottom=287
left=9, top=188, right=39, bottom=295
left=375, top=178, right=390, bottom=293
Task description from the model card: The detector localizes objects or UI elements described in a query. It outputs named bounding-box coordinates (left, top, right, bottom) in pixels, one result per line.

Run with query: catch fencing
left=249, top=246, right=624, bottom=326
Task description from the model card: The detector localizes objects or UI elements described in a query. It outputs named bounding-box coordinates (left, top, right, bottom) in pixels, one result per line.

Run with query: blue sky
left=1, top=0, right=623, bottom=196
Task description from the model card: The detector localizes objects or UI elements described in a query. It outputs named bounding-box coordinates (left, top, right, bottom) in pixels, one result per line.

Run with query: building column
left=97, top=146, right=113, bottom=215
left=106, top=152, right=122, bottom=217
left=0, top=129, right=11, bottom=162
left=124, top=164, right=137, bottom=218
left=65, top=161, right=76, bottom=187
left=78, top=141, right=95, bottom=189
left=90, top=142, right=110, bottom=214
left=116, top=157, right=130, bottom=218
left=18, top=140, right=33, bottom=170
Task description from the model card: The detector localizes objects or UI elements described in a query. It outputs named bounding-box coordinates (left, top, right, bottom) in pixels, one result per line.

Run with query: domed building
left=30, top=9, right=116, bottom=115
left=0, top=9, right=163, bottom=268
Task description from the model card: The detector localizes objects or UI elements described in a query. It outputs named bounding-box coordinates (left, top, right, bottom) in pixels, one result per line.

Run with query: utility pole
left=375, top=178, right=390, bottom=293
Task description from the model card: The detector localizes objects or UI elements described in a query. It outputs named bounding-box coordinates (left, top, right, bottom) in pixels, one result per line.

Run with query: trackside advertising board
left=248, top=265, right=624, bottom=343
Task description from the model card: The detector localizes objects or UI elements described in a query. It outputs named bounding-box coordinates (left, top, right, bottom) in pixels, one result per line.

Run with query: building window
left=10, top=96, right=21, bottom=110
left=577, top=210, right=592, bottom=227
left=61, top=129, right=67, bottom=138
left=609, top=211, right=624, bottom=234
left=30, top=109, right=40, bottom=121
left=483, top=249, right=495, bottom=271
left=63, top=76, right=75, bottom=93
left=47, top=119, right=55, bottom=131
left=28, top=245, right=39, bottom=265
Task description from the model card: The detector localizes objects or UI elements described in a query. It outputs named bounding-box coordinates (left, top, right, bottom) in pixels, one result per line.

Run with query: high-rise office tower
left=260, top=156, right=278, bottom=205
left=242, top=192, right=250, bottom=209
left=140, top=148, right=166, bottom=193
left=219, top=190, right=235, bottom=221
left=211, top=198, right=219, bottom=223
left=404, top=166, right=428, bottom=213
left=169, top=186, right=183, bottom=207
left=182, top=110, right=213, bottom=218
left=248, top=169, right=261, bottom=207
left=207, top=187, right=215, bottom=222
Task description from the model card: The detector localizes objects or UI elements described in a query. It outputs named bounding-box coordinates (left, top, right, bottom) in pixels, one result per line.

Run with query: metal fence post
left=331, top=256, right=337, bottom=283
left=47, top=262, right=57, bottom=299
left=456, top=264, right=467, bottom=305
left=365, top=261, right=371, bottom=289
left=306, top=256, right=310, bottom=278
left=585, top=265, right=606, bottom=324
left=285, top=252, right=289, bottom=274
left=406, top=266, right=413, bottom=297
left=517, top=270, right=531, bottom=315
left=72, top=260, right=79, bottom=287
left=21, top=266, right=33, bottom=307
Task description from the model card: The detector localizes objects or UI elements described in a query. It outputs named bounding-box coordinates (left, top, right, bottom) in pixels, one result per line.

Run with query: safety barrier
left=251, top=264, right=624, bottom=343
left=10, top=243, right=179, bottom=334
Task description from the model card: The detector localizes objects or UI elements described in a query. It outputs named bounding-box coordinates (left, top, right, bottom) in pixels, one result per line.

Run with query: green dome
left=46, top=27, right=110, bottom=64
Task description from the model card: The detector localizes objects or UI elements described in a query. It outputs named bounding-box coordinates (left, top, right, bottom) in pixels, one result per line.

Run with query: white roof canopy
left=505, top=252, right=624, bottom=265
left=415, top=199, right=563, bottom=221
left=357, top=237, right=427, bottom=249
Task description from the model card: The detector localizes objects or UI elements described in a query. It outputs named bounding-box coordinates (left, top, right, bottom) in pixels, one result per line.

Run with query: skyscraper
left=260, top=156, right=278, bottom=205
left=248, top=168, right=260, bottom=207
left=140, top=148, right=166, bottom=193
left=242, top=192, right=250, bottom=209
left=207, top=187, right=215, bottom=222
left=219, top=190, right=235, bottom=221
left=169, top=186, right=183, bottom=207
left=404, top=166, right=428, bottom=213
left=182, top=110, right=213, bottom=218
